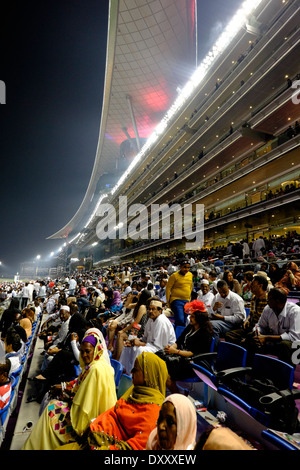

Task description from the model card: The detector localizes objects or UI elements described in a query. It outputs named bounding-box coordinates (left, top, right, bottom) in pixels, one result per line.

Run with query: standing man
left=166, top=260, right=193, bottom=327
left=21, top=283, right=31, bottom=309
left=252, top=236, right=265, bottom=258
left=68, top=277, right=77, bottom=296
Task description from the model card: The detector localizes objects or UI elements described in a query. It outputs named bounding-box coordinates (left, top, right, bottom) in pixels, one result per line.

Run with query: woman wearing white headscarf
left=146, top=393, right=197, bottom=450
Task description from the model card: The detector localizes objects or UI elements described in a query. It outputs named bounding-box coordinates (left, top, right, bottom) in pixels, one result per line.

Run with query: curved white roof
left=48, top=0, right=196, bottom=239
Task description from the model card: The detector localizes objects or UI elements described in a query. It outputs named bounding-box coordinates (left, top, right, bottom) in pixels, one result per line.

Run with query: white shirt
left=22, top=286, right=31, bottom=298
left=68, top=279, right=77, bottom=290
left=256, top=302, right=300, bottom=342
left=197, top=290, right=215, bottom=315
left=211, top=290, right=246, bottom=324
left=120, top=313, right=176, bottom=374
left=52, top=317, right=71, bottom=346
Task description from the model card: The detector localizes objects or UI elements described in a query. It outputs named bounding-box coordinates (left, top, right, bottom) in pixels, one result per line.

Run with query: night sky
left=0, top=0, right=243, bottom=277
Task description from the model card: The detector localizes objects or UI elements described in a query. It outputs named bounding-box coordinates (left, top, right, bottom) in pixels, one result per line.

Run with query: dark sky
left=0, top=0, right=243, bottom=277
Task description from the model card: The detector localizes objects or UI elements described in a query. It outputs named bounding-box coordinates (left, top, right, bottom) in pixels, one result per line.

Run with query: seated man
left=0, top=358, right=12, bottom=410
left=244, top=288, right=300, bottom=366
left=197, top=279, right=215, bottom=315
left=156, top=279, right=167, bottom=304
left=4, top=327, right=22, bottom=376
left=210, top=280, right=246, bottom=343
left=121, top=281, right=132, bottom=300
left=225, top=275, right=268, bottom=345
left=119, top=299, right=176, bottom=375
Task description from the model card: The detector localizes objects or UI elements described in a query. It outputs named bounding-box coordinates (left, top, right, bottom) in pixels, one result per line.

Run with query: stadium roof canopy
left=48, top=0, right=196, bottom=240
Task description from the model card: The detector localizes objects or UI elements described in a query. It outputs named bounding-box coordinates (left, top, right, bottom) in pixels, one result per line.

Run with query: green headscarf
left=122, top=352, right=168, bottom=406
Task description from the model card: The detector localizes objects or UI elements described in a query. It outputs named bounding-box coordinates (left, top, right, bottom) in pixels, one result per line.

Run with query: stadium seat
left=174, top=325, right=185, bottom=339
left=217, top=354, right=298, bottom=430
left=10, top=365, right=23, bottom=380
left=261, top=429, right=299, bottom=450
left=110, top=359, right=124, bottom=388
left=117, top=374, right=133, bottom=399
left=191, top=341, right=248, bottom=392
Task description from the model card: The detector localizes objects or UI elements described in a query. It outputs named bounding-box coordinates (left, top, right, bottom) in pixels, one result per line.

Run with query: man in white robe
left=119, top=299, right=176, bottom=375
left=197, top=279, right=214, bottom=315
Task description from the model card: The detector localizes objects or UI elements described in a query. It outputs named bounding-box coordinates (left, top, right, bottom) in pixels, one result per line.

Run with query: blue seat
left=191, top=341, right=247, bottom=392
left=177, top=337, right=216, bottom=387
left=261, top=430, right=299, bottom=450
left=217, top=354, right=297, bottom=429
left=10, top=364, right=23, bottom=380
left=110, top=359, right=124, bottom=388
left=174, top=325, right=185, bottom=339
left=117, top=374, right=133, bottom=399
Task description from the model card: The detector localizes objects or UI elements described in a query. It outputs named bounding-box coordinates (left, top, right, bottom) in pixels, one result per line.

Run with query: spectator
left=111, top=289, right=151, bottom=361
left=268, top=262, right=284, bottom=285
left=59, top=352, right=168, bottom=450
left=225, top=275, right=268, bottom=345
left=4, top=327, right=22, bottom=376
left=146, top=394, right=197, bottom=450
left=195, top=426, right=253, bottom=450
left=22, top=330, right=117, bottom=450
left=223, top=271, right=242, bottom=296
left=156, top=300, right=213, bottom=393
left=0, top=358, right=12, bottom=410
left=119, top=299, right=176, bottom=375
left=210, top=280, right=246, bottom=344
left=197, top=279, right=214, bottom=314
left=245, top=288, right=300, bottom=365
left=275, top=261, right=300, bottom=294
left=240, top=271, right=254, bottom=301
left=166, top=260, right=193, bottom=327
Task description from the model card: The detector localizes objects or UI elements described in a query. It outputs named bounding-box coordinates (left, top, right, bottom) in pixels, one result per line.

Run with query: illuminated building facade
left=48, top=0, right=300, bottom=269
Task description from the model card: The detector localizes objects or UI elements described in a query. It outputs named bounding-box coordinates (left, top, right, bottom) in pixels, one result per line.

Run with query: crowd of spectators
left=0, top=232, right=299, bottom=450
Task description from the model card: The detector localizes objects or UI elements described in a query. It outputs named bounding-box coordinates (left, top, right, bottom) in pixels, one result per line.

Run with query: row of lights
left=108, top=0, right=264, bottom=198
left=56, top=0, right=267, bottom=251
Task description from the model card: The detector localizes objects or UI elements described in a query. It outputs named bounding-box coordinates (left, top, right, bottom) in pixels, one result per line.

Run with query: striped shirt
left=248, top=295, right=268, bottom=328
left=0, top=381, right=12, bottom=410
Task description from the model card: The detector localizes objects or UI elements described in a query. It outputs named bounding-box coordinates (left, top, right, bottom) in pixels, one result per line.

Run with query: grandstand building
left=48, top=0, right=300, bottom=271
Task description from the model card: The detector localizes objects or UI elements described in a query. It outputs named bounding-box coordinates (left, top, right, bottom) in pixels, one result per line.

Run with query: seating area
left=0, top=313, right=42, bottom=447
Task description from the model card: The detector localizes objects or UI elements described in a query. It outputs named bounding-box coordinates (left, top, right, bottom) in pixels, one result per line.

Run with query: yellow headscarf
left=75, top=330, right=104, bottom=388
left=122, top=352, right=168, bottom=406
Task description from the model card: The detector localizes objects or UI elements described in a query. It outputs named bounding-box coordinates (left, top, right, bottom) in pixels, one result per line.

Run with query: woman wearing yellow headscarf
left=22, top=330, right=117, bottom=450
left=58, top=351, right=168, bottom=450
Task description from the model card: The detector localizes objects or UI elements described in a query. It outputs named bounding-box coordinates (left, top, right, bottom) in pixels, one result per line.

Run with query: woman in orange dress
left=58, top=351, right=168, bottom=450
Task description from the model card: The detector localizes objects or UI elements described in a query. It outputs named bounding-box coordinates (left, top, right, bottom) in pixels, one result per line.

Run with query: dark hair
left=13, top=325, right=27, bottom=343
left=5, top=327, right=22, bottom=352
left=180, top=260, right=190, bottom=266
left=209, top=271, right=217, bottom=278
left=253, top=275, right=268, bottom=291
left=223, top=271, right=234, bottom=288
left=193, top=310, right=213, bottom=335
left=217, top=280, right=228, bottom=289
left=133, top=289, right=152, bottom=318
left=268, top=288, right=287, bottom=304
left=0, top=358, right=11, bottom=376
left=244, top=271, right=254, bottom=282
